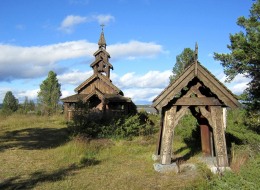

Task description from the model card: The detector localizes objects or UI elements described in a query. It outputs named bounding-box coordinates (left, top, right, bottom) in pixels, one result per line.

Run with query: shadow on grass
left=0, top=127, right=69, bottom=152
left=0, top=158, right=100, bottom=190
left=173, top=127, right=201, bottom=162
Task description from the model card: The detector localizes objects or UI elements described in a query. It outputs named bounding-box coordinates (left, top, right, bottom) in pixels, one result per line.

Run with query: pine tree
left=2, top=91, right=19, bottom=114
left=169, top=48, right=195, bottom=83
left=214, top=0, right=260, bottom=112
left=38, top=71, right=62, bottom=115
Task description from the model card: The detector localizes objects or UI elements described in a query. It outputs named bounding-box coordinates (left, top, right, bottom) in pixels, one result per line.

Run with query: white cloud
left=123, top=88, right=164, bottom=103
left=61, top=90, right=74, bottom=99
left=58, top=70, right=93, bottom=85
left=0, top=40, right=163, bottom=81
left=0, top=41, right=96, bottom=81
left=110, top=70, right=171, bottom=103
left=215, top=72, right=250, bottom=95
left=93, top=14, right=115, bottom=25
left=17, top=89, right=39, bottom=101
left=228, top=82, right=249, bottom=94
left=108, top=41, right=164, bottom=59
left=232, top=73, right=251, bottom=84
left=59, top=15, right=88, bottom=33
left=58, top=14, right=115, bottom=34
left=115, top=70, right=171, bottom=88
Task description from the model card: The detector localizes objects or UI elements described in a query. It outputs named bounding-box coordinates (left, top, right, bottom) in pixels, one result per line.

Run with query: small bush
left=68, top=105, right=157, bottom=139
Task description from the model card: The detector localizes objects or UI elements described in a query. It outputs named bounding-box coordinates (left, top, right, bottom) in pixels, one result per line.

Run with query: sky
left=0, top=0, right=254, bottom=105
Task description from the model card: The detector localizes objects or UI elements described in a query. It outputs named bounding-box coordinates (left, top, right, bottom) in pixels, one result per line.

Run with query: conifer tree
left=2, top=91, right=19, bottom=114
left=38, top=71, right=61, bottom=115
left=214, top=0, right=260, bottom=112
left=169, top=48, right=194, bottom=83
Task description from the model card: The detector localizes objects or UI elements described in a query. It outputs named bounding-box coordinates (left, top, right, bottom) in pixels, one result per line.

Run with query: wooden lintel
left=175, top=97, right=222, bottom=106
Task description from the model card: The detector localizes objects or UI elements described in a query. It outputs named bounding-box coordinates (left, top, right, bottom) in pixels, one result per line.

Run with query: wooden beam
left=197, top=66, right=240, bottom=108
left=175, top=97, right=222, bottom=106
left=153, top=64, right=195, bottom=110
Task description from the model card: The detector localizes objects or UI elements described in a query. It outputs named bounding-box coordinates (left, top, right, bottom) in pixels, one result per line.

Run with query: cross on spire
left=100, top=24, right=105, bottom=31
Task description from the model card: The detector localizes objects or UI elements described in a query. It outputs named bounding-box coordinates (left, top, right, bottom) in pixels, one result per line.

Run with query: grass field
left=0, top=114, right=259, bottom=189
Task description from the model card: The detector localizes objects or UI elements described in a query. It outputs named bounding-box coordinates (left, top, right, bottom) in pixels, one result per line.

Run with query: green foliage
left=38, top=71, right=62, bottom=115
left=206, top=155, right=260, bottom=189
left=67, top=101, right=103, bottom=137
left=214, top=0, right=260, bottom=113
left=68, top=102, right=157, bottom=139
left=175, top=112, right=198, bottom=140
left=169, top=48, right=195, bottom=83
left=226, top=109, right=260, bottom=147
left=2, top=91, right=19, bottom=115
left=174, top=112, right=201, bottom=156
left=17, top=96, right=36, bottom=114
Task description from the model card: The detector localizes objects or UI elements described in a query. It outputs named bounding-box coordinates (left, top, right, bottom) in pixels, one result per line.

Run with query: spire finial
left=195, top=42, right=198, bottom=62
left=98, top=24, right=106, bottom=49
left=194, top=42, right=198, bottom=76
left=100, top=24, right=105, bottom=32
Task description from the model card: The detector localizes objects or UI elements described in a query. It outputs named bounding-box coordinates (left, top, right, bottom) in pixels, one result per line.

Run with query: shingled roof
left=74, top=73, right=121, bottom=94
left=61, top=94, right=88, bottom=103
left=152, top=61, right=240, bottom=111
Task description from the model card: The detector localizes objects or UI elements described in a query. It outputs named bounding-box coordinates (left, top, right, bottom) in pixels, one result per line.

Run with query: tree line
left=1, top=71, right=61, bottom=116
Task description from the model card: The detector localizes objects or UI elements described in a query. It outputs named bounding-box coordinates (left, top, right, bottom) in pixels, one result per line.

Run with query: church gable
left=75, top=73, right=120, bottom=95
left=77, top=75, right=119, bottom=95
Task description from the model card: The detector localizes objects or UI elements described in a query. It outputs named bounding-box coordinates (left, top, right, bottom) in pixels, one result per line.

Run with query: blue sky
left=0, top=0, right=254, bottom=104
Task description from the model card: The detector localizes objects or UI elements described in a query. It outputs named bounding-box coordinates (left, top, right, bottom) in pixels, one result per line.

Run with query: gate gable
left=152, top=62, right=240, bottom=111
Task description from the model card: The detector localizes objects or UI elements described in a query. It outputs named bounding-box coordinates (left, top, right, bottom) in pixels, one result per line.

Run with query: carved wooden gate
left=152, top=50, right=240, bottom=167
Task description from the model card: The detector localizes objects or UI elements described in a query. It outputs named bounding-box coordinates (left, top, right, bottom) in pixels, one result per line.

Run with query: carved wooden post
left=155, top=111, right=164, bottom=156
left=211, top=106, right=229, bottom=167
left=160, top=106, right=176, bottom=165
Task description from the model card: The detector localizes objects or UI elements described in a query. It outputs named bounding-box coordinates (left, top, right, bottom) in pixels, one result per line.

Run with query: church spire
left=98, top=24, right=106, bottom=49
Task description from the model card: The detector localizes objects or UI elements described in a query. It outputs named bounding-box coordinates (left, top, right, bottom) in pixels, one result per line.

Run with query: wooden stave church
left=61, top=29, right=136, bottom=120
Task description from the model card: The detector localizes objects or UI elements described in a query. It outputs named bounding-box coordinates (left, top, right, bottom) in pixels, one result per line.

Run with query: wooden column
left=160, top=106, right=176, bottom=165
left=160, top=106, right=188, bottom=165
left=211, top=106, right=229, bottom=167
left=155, top=111, right=164, bottom=156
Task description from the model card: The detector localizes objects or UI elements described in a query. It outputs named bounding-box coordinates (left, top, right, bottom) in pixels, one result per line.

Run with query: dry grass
left=230, top=145, right=251, bottom=173
left=0, top=114, right=207, bottom=190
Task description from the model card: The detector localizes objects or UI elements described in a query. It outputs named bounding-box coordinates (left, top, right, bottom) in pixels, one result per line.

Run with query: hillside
left=0, top=113, right=259, bottom=189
